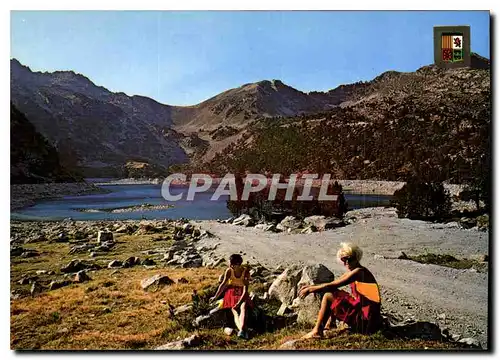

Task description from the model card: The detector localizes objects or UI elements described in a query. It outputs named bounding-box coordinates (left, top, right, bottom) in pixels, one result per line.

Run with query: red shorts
left=330, top=290, right=381, bottom=334
left=222, top=287, right=253, bottom=309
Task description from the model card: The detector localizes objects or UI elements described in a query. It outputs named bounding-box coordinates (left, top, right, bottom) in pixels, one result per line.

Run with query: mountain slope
left=10, top=103, right=79, bottom=184
left=204, top=63, right=490, bottom=184
left=11, top=59, right=189, bottom=177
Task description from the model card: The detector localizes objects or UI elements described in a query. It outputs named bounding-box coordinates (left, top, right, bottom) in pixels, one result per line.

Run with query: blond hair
left=337, top=242, right=363, bottom=262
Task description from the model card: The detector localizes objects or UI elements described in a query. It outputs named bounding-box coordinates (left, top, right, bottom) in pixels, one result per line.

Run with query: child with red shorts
left=210, top=254, right=253, bottom=339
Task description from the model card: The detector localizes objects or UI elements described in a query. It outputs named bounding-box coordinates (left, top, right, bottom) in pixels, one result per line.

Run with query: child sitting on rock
left=298, top=242, right=382, bottom=338
left=210, top=254, right=253, bottom=339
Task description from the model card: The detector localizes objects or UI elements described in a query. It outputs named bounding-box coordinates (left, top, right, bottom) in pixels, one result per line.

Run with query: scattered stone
left=10, top=246, right=24, bottom=257
left=458, top=337, right=481, bottom=348
left=276, top=216, right=302, bottom=232
left=35, top=270, right=47, bottom=275
left=398, top=251, right=409, bottom=260
left=279, top=339, right=299, bottom=350
left=232, top=214, right=255, bottom=227
left=193, top=308, right=233, bottom=328
left=30, top=281, right=43, bottom=296
left=141, top=258, right=156, bottom=266
left=97, top=230, right=114, bottom=244
left=437, top=313, right=446, bottom=320
left=300, top=225, right=317, bottom=234
left=54, top=233, right=69, bottom=243
left=155, top=334, right=201, bottom=350
left=61, top=260, right=95, bottom=273
left=49, top=279, right=72, bottom=291
left=69, top=243, right=94, bottom=254
left=173, top=304, right=193, bottom=315
left=303, top=215, right=345, bottom=231
left=123, top=256, right=140, bottom=268
left=141, top=274, right=174, bottom=291
left=18, top=276, right=35, bottom=285
left=374, top=254, right=385, bottom=260
left=108, top=260, right=123, bottom=268
left=74, top=270, right=91, bottom=283
left=21, top=249, right=40, bottom=258
left=223, top=327, right=234, bottom=336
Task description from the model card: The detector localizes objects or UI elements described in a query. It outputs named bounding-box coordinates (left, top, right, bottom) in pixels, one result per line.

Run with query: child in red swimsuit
left=299, top=242, right=382, bottom=338
left=210, top=254, right=253, bottom=339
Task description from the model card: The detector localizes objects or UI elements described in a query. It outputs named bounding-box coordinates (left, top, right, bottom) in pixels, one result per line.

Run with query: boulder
left=141, top=274, right=174, bottom=291
left=458, top=337, right=482, bottom=348
left=389, top=321, right=443, bottom=341
left=268, top=266, right=303, bottom=306
left=276, top=216, right=302, bottom=232
left=30, top=281, right=43, bottom=296
left=182, top=223, right=193, bottom=234
left=232, top=214, right=255, bottom=227
left=293, top=264, right=335, bottom=325
left=97, top=230, right=114, bottom=244
left=155, top=334, right=201, bottom=350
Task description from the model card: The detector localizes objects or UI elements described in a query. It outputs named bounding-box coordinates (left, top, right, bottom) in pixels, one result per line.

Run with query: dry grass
left=11, top=230, right=468, bottom=350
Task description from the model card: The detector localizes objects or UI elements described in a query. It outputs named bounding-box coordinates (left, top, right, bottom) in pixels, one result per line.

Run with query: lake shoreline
left=10, top=183, right=111, bottom=211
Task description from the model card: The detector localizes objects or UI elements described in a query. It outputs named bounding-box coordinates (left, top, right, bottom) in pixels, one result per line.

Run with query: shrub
left=393, top=177, right=451, bottom=220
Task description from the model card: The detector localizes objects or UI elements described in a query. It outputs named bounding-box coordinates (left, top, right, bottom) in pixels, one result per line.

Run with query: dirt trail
left=193, top=207, right=489, bottom=348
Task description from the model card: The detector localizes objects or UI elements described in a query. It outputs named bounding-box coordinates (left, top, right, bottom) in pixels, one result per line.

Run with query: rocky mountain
left=10, top=103, right=79, bottom=184
left=11, top=55, right=490, bottom=180
left=10, top=59, right=188, bottom=177
left=171, top=79, right=342, bottom=133
left=205, top=62, right=490, bottom=185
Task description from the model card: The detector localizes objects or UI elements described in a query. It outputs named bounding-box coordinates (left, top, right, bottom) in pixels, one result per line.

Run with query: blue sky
left=11, top=11, right=490, bottom=106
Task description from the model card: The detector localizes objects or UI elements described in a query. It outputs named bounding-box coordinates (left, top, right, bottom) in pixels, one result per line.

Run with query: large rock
left=97, top=230, right=114, bottom=244
left=141, top=274, right=174, bottom=291
left=293, top=264, right=335, bottom=325
left=268, top=264, right=335, bottom=324
left=232, top=214, right=255, bottom=227
left=276, top=216, right=302, bottom=232
left=49, top=279, right=72, bottom=291
left=268, top=266, right=303, bottom=306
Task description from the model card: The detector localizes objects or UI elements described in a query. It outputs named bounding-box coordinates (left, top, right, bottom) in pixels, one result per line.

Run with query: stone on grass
left=108, top=260, right=123, bottom=268
left=74, top=270, right=91, bottom=283
left=155, top=334, right=201, bottom=350
left=97, top=230, right=114, bottom=244
left=141, top=274, right=174, bottom=291
left=49, top=279, right=72, bottom=291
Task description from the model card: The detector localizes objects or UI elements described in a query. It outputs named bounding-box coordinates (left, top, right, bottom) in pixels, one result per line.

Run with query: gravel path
left=193, top=207, right=489, bottom=348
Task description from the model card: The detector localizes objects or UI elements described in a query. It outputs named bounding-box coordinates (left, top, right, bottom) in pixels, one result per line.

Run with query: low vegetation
left=11, top=230, right=469, bottom=350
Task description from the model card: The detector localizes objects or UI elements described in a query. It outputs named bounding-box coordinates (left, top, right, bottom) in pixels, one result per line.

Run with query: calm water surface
left=11, top=183, right=392, bottom=221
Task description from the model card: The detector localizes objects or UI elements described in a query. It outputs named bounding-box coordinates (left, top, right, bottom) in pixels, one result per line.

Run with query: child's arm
left=233, top=268, right=250, bottom=308
left=210, top=269, right=230, bottom=302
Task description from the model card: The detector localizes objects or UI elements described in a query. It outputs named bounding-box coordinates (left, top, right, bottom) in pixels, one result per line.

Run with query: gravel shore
left=193, top=207, right=489, bottom=348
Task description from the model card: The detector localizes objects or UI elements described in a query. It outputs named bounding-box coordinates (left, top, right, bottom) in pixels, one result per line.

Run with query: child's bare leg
left=302, top=292, right=334, bottom=339
left=231, top=308, right=242, bottom=331
left=238, top=302, right=247, bottom=331
left=324, top=313, right=337, bottom=331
